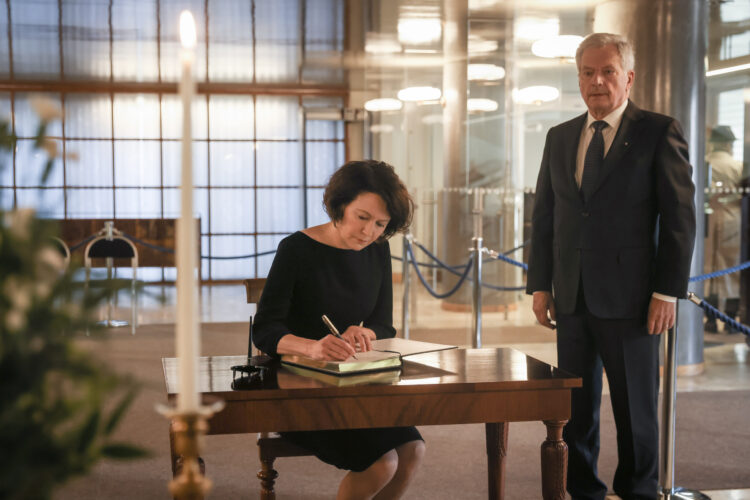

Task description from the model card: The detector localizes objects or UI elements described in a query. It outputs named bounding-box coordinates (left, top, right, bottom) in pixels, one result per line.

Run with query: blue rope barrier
left=391, top=254, right=465, bottom=269
left=689, top=260, right=750, bottom=282
left=687, top=293, right=750, bottom=336
left=68, top=234, right=96, bottom=252
left=502, top=239, right=530, bottom=255
left=410, top=240, right=526, bottom=291
left=121, top=232, right=277, bottom=260
left=491, top=251, right=528, bottom=271
left=406, top=240, right=473, bottom=299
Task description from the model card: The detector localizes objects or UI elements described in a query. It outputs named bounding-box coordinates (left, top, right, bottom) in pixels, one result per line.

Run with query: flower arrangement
left=0, top=96, right=146, bottom=500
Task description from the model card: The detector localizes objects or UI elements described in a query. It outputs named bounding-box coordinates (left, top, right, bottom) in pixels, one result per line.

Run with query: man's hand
left=532, top=291, right=556, bottom=329
left=647, top=296, right=675, bottom=335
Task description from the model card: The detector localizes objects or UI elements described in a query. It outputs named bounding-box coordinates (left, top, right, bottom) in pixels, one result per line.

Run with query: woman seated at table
left=253, top=159, right=423, bottom=500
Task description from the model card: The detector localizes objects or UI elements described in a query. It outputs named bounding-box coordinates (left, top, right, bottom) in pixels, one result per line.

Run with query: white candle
left=176, top=10, right=199, bottom=412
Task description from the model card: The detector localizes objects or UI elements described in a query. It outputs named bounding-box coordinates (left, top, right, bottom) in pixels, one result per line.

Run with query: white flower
left=29, top=95, right=63, bottom=121
left=5, top=309, right=26, bottom=332
left=5, top=208, right=35, bottom=241
left=40, top=138, right=59, bottom=158
left=4, top=276, right=32, bottom=313
left=38, top=246, right=66, bottom=273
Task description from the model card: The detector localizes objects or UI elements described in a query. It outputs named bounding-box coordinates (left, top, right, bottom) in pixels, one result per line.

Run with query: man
left=704, top=125, right=743, bottom=332
left=526, top=33, right=696, bottom=500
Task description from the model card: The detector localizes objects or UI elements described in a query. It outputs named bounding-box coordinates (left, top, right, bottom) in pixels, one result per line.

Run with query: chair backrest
left=243, top=278, right=266, bottom=304
left=84, top=235, right=138, bottom=268
left=50, top=237, right=71, bottom=266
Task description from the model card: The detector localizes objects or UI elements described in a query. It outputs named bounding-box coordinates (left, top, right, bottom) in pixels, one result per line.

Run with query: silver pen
left=321, top=314, right=357, bottom=359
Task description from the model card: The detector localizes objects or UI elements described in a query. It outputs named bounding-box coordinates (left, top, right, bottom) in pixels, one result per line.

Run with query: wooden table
left=163, top=348, right=581, bottom=499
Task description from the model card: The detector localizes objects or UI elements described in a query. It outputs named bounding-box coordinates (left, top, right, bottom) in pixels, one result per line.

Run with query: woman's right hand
left=307, top=334, right=357, bottom=361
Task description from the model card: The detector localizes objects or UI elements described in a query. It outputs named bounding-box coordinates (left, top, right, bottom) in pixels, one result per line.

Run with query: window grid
left=1, top=0, right=346, bottom=282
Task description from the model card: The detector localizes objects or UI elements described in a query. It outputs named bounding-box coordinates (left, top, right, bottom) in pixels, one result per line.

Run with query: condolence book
left=280, top=337, right=457, bottom=376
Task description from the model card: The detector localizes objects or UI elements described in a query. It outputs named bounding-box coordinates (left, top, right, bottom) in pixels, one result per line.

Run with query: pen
left=321, top=314, right=357, bottom=359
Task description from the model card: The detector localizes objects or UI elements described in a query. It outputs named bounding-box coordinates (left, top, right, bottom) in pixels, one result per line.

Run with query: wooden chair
left=242, top=278, right=312, bottom=500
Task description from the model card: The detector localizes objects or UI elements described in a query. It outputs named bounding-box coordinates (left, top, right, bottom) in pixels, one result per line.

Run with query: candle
left=176, top=10, right=199, bottom=412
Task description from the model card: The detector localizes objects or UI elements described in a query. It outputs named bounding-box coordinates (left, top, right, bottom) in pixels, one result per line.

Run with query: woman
left=253, top=160, right=423, bottom=500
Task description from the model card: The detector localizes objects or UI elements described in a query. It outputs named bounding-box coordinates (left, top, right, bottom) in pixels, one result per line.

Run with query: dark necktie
left=580, top=120, right=608, bottom=202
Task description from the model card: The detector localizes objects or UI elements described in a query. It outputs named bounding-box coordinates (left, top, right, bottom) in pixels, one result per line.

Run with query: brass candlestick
left=158, top=401, right=224, bottom=500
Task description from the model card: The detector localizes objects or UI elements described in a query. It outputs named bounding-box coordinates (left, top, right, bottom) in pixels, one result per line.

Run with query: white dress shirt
left=575, top=99, right=675, bottom=304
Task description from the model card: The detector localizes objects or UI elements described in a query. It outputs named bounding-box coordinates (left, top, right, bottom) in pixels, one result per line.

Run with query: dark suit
left=527, top=101, right=696, bottom=499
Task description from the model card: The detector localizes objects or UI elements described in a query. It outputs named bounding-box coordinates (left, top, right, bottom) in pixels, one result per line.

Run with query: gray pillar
left=595, top=0, right=707, bottom=371
left=440, top=0, right=470, bottom=304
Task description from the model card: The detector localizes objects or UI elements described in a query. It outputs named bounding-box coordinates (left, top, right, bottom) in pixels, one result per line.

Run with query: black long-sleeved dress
left=253, top=231, right=422, bottom=472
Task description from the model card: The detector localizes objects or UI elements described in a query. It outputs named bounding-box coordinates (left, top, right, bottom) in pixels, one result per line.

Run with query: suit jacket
left=526, top=100, right=696, bottom=318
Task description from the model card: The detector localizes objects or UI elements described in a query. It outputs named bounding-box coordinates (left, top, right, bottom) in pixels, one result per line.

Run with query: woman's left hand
left=341, top=325, right=376, bottom=352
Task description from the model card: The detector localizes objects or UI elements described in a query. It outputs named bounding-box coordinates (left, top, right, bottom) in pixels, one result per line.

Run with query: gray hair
left=575, top=33, right=635, bottom=73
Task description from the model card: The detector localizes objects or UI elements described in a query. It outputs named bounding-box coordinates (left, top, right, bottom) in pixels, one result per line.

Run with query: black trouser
left=556, top=285, right=660, bottom=500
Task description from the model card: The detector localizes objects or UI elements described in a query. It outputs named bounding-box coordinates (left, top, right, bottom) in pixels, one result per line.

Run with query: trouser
left=556, top=286, right=660, bottom=500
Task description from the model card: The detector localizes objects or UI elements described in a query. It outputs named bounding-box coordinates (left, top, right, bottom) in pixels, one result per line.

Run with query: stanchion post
left=471, top=188, right=484, bottom=348
left=402, top=234, right=411, bottom=340
left=658, top=298, right=710, bottom=500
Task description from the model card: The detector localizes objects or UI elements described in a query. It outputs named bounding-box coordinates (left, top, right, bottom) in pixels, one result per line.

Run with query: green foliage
left=0, top=104, right=147, bottom=500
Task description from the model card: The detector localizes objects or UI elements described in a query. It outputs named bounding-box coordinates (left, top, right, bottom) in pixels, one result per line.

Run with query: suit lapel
left=589, top=100, right=644, bottom=197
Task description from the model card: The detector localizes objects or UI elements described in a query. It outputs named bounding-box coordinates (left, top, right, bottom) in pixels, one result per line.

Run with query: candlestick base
left=157, top=401, right=224, bottom=500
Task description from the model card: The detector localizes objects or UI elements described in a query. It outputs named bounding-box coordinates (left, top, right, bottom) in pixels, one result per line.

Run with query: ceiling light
left=398, top=18, right=442, bottom=45
left=515, top=17, right=559, bottom=42
left=468, top=35, right=498, bottom=54
left=397, top=86, right=442, bottom=102
left=364, top=98, right=403, bottom=112
left=531, top=35, right=583, bottom=58
left=512, top=86, right=560, bottom=104
left=467, top=98, right=498, bottom=112
left=706, top=62, right=750, bottom=77
left=369, top=124, right=394, bottom=134
left=365, top=35, right=402, bottom=55
left=468, top=64, right=506, bottom=81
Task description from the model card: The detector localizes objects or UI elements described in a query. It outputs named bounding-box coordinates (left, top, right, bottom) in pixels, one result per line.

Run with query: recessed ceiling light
left=468, top=35, right=498, bottom=54
left=512, top=86, right=560, bottom=104
left=365, top=36, right=402, bottom=55
left=364, top=98, right=403, bottom=112
left=398, top=18, right=442, bottom=45
left=398, top=86, right=442, bottom=102
left=468, top=64, right=506, bottom=81
left=531, top=35, right=583, bottom=58
left=467, top=98, right=499, bottom=112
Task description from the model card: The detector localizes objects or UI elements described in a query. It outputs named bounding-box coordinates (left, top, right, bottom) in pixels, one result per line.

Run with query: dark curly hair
left=323, top=160, right=414, bottom=240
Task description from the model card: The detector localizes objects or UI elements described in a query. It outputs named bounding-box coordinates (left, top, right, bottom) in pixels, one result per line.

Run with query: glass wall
left=704, top=0, right=750, bottom=327
left=0, top=0, right=345, bottom=282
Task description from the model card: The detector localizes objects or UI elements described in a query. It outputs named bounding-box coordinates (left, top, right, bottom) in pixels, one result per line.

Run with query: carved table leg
left=541, top=419, right=568, bottom=500
left=258, top=457, right=278, bottom=500
left=486, top=422, right=509, bottom=500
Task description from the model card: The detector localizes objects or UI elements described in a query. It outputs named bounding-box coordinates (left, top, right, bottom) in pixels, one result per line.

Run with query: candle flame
left=179, top=11, right=196, bottom=49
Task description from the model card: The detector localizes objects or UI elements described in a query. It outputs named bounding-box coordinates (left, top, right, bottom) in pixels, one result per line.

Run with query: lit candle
left=176, top=10, right=199, bottom=412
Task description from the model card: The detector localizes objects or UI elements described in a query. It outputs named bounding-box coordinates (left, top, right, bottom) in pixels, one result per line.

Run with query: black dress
left=253, top=231, right=423, bottom=472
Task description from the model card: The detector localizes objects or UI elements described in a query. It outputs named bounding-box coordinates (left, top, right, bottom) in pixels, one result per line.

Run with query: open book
left=280, top=337, right=457, bottom=376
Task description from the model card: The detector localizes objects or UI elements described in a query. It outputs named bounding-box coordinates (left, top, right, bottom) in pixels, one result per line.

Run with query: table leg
left=541, top=419, right=568, bottom=500
left=485, top=422, right=509, bottom=500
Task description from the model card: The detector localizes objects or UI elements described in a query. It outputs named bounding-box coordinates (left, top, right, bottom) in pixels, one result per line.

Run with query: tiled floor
left=106, top=282, right=750, bottom=499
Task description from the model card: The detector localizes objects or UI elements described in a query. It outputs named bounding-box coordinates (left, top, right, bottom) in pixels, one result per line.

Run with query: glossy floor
left=107, top=282, right=750, bottom=499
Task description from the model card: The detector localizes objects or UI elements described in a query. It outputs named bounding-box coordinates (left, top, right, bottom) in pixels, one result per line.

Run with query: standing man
left=526, top=33, right=696, bottom=500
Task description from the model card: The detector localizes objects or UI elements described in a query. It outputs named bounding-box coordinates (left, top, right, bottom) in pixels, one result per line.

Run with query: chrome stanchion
left=99, top=221, right=129, bottom=328
left=471, top=189, right=484, bottom=348
left=402, top=234, right=411, bottom=340
left=658, top=296, right=710, bottom=500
